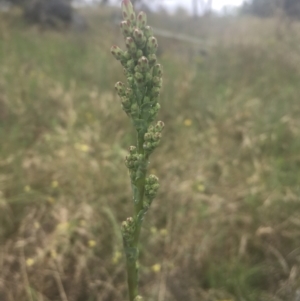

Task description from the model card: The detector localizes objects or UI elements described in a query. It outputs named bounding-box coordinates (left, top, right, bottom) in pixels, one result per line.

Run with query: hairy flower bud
left=136, top=11, right=147, bottom=29
left=111, top=45, right=124, bottom=60
left=126, top=37, right=137, bottom=54
left=146, top=37, right=158, bottom=54
left=136, top=49, right=143, bottom=59
left=120, top=20, right=132, bottom=37
left=152, top=76, right=161, bottom=86
left=121, top=97, right=131, bottom=114
left=122, top=0, right=136, bottom=22
left=115, top=81, right=126, bottom=97
left=126, top=59, right=135, bottom=70
left=148, top=54, right=157, bottom=67
left=133, top=28, right=146, bottom=46
left=135, top=72, right=144, bottom=83
left=129, top=145, right=136, bottom=153
left=155, top=121, right=165, bottom=131
left=144, top=25, right=153, bottom=38
left=153, top=64, right=163, bottom=77
left=144, top=132, right=152, bottom=141
left=151, top=86, right=161, bottom=97
left=145, top=175, right=160, bottom=200
left=138, top=56, right=149, bottom=72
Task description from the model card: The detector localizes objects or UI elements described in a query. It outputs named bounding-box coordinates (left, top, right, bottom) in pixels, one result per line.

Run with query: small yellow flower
left=26, top=258, right=35, bottom=267
left=51, top=249, right=57, bottom=259
left=151, top=263, right=161, bottom=273
left=88, top=240, right=96, bottom=248
left=24, top=185, right=31, bottom=192
left=197, top=183, right=205, bottom=192
left=112, top=251, right=122, bottom=264
left=150, top=227, right=157, bottom=234
left=159, top=229, right=168, bottom=236
left=79, top=219, right=86, bottom=227
left=47, top=197, right=55, bottom=204
left=75, top=143, right=90, bottom=153
left=183, top=119, right=192, bottom=127
left=56, top=222, right=69, bottom=233
left=85, top=112, right=93, bottom=121
left=51, top=181, right=59, bottom=188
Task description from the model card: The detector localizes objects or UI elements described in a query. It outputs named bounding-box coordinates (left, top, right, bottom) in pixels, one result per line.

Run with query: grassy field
left=1, top=7, right=300, bottom=301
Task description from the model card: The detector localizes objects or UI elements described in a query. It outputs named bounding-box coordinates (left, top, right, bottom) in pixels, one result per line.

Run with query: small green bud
left=134, top=296, right=144, bottom=301
left=129, top=146, right=136, bottom=153
left=121, top=97, right=131, bottom=114
left=153, top=132, right=162, bottom=140
left=144, top=26, right=153, bottom=38
left=126, top=59, right=135, bottom=70
left=133, top=28, right=146, bottom=46
left=138, top=56, right=149, bottom=72
left=148, top=54, right=157, bottom=67
left=145, top=174, right=160, bottom=199
left=111, top=45, right=124, bottom=60
left=122, top=0, right=136, bottom=22
left=135, top=72, right=144, bottom=83
left=153, top=64, right=163, bottom=77
left=151, top=86, right=161, bottom=97
left=145, top=72, right=153, bottom=83
left=147, top=174, right=159, bottom=185
left=143, top=96, right=151, bottom=103
left=120, top=20, right=132, bottom=37
left=115, top=81, right=126, bottom=96
left=136, top=11, right=147, bottom=29
left=144, top=132, right=152, bottom=141
left=155, top=120, right=165, bottom=131
left=126, top=37, right=137, bottom=54
left=131, top=103, right=139, bottom=115
left=136, top=49, right=143, bottom=59
left=127, top=77, right=134, bottom=86
left=146, top=36, right=158, bottom=54
left=152, top=76, right=161, bottom=86
left=143, top=142, right=151, bottom=150
left=125, top=88, right=133, bottom=97
left=123, top=51, right=131, bottom=60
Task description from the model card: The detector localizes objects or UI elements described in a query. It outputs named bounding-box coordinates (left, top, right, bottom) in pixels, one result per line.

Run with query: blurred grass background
left=1, top=6, right=300, bottom=301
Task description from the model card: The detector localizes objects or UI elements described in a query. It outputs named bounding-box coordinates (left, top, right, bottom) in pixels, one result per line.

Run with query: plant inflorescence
left=111, top=1, right=164, bottom=300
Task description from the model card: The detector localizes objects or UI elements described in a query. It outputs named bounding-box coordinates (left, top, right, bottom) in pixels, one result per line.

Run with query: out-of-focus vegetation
left=1, top=5, right=300, bottom=301
left=241, top=0, right=300, bottom=18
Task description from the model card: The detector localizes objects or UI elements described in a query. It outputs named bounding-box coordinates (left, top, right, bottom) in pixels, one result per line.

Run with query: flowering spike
left=111, top=2, right=164, bottom=300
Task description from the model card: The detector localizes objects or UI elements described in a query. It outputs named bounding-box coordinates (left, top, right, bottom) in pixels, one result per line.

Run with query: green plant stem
left=125, top=131, right=147, bottom=301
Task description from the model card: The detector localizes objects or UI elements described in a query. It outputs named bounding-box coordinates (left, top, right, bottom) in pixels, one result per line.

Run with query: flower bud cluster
left=121, top=217, right=135, bottom=247
left=145, top=175, right=160, bottom=202
left=143, top=121, right=164, bottom=155
left=125, top=146, right=145, bottom=181
left=111, top=1, right=163, bottom=132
